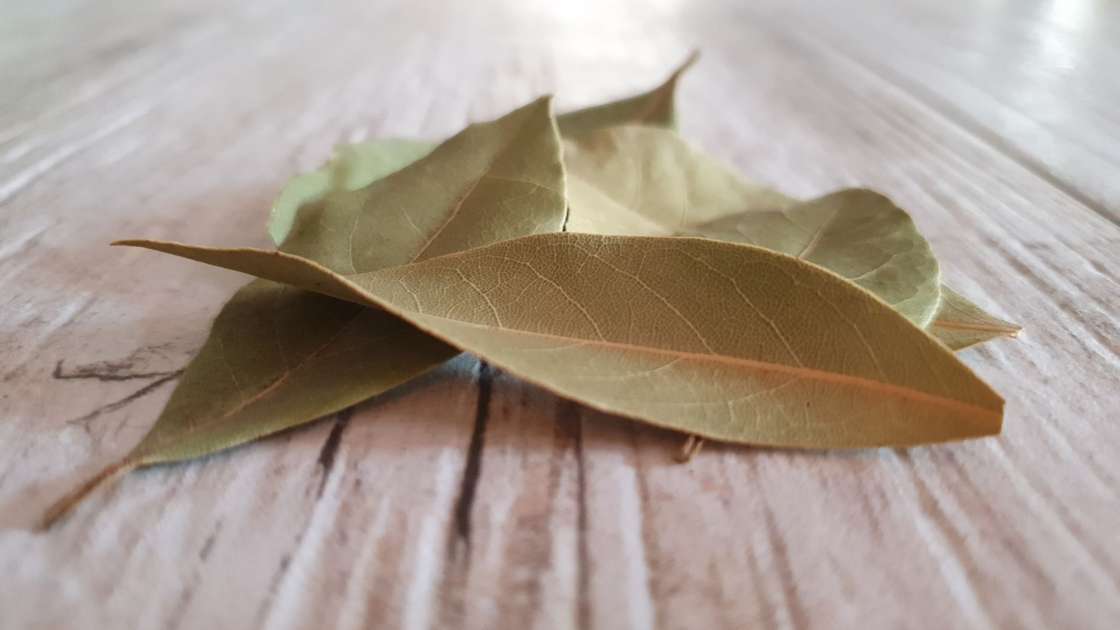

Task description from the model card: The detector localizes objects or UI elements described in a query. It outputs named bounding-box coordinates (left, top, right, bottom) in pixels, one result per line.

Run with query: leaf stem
left=37, top=458, right=137, bottom=531
left=930, top=318, right=1022, bottom=336
left=675, top=434, right=705, bottom=463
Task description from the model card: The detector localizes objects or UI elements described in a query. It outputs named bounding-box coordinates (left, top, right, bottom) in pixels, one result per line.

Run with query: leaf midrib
left=405, top=311, right=1000, bottom=421
left=931, top=318, right=1021, bottom=335
left=630, top=51, right=697, bottom=124
left=410, top=104, right=553, bottom=264
left=116, top=240, right=1000, bottom=428
left=134, top=309, right=376, bottom=458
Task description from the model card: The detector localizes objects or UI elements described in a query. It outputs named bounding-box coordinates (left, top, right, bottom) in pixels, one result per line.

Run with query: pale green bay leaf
left=120, top=234, right=1004, bottom=449
left=42, top=98, right=566, bottom=528
left=928, top=285, right=1021, bottom=350
left=269, top=139, right=435, bottom=246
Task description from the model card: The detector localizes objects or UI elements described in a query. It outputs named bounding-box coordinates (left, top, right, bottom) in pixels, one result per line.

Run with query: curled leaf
left=118, top=233, right=1004, bottom=449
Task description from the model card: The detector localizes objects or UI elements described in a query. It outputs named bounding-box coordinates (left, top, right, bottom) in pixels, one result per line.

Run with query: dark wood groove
left=450, top=360, right=493, bottom=554
left=315, top=408, right=353, bottom=498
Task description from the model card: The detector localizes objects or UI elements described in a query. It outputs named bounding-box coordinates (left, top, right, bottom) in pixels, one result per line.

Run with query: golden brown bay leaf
left=268, top=52, right=700, bottom=246
left=928, top=285, right=1022, bottom=350
left=41, top=98, right=567, bottom=529
left=118, top=233, right=1004, bottom=450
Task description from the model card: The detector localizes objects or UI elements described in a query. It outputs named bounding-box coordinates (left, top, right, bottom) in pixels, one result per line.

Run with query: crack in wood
left=53, top=358, right=181, bottom=382
left=316, top=408, right=353, bottom=498
left=166, top=518, right=225, bottom=630
left=449, top=360, right=493, bottom=556
left=199, top=519, right=223, bottom=561
left=253, top=408, right=356, bottom=626
left=64, top=370, right=184, bottom=428
left=573, top=403, right=591, bottom=630
left=252, top=552, right=293, bottom=628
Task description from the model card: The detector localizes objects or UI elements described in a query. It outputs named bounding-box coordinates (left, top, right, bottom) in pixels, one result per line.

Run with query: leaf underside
left=120, top=233, right=1004, bottom=449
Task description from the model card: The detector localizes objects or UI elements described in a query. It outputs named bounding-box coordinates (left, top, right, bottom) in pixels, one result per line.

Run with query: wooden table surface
left=2, top=1, right=1118, bottom=628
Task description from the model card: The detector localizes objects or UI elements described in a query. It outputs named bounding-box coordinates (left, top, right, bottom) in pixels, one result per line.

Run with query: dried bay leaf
left=562, top=127, right=941, bottom=327
left=146, top=61, right=708, bottom=511
left=41, top=97, right=567, bottom=528
left=563, top=126, right=1015, bottom=344
left=691, top=189, right=942, bottom=327
left=277, top=98, right=566, bottom=272
left=118, top=233, right=1004, bottom=449
left=691, top=206, right=1020, bottom=347
left=269, top=138, right=435, bottom=246
left=555, top=51, right=699, bottom=136
left=564, top=125, right=791, bottom=235
left=928, top=285, right=1021, bottom=350
left=112, top=283, right=454, bottom=464
left=268, top=53, right=700, bottom=246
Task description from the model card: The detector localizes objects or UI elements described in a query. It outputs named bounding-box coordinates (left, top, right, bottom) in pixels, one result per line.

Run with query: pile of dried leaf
left=43, top=55, right=1020, bottom=528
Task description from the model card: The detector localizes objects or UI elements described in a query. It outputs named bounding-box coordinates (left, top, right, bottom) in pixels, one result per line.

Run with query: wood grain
left=2, top=1, right=1117, bottom=628
left=755, top=0, right=1120, bottom=222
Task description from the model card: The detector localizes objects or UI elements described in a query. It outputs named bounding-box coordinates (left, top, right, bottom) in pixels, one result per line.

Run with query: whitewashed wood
left=2, top=1, right=1118, bottom=629
left=753, top=0, right=1120, bottom=221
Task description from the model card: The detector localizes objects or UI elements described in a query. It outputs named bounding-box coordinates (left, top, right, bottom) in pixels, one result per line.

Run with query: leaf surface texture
left=928, top=285, right=1021, bottom=350
left=121, top=234, right=1004, bottom=449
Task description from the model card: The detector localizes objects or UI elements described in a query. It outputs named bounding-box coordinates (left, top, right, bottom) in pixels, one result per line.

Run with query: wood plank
left=2, top=1, right=1118, bottom=629
left=754, top=0, right=1120, bottom=221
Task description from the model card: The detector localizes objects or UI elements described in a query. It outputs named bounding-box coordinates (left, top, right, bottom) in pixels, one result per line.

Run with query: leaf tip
left=110, top=239, right=144, bottom=248
left=529, top=93, right=556, bottom=114
left=678, top=49, right=701, bottom=73
left=674, top=434, right=705, bottom=463
left=36, top=459, right=136, bottom=531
